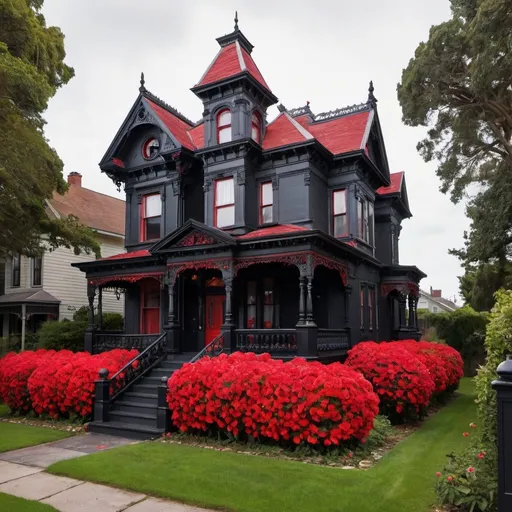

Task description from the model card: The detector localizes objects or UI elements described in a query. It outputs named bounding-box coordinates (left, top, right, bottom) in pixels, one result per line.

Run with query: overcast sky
left=41, top=0, right=469, bottom=302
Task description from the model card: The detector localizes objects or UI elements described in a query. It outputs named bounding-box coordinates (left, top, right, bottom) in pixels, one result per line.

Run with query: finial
left=306, top=101, right=310, bottom=107
left=139, top=72, right=146, bottom=93
left=277, top=103, right=287, bottom=113
left=367, top=80, right=377, bottom=104
left=234, top=11, right=239, bottom=31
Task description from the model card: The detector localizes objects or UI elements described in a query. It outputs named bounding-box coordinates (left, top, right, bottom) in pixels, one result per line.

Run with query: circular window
left=142, top=137, right=160, bottom=160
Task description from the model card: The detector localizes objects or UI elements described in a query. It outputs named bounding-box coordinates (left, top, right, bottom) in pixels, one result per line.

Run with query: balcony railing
left=235, top=329, right=297, bottom=354
left=92, top=332, right=160, bottom=354
left=317, top=328, right=350, bottom=352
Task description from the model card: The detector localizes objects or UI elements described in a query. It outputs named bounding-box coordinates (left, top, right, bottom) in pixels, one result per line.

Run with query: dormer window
left=217, top=109, right=232, bottom=143
left=251, top=113, right=261, bottom=143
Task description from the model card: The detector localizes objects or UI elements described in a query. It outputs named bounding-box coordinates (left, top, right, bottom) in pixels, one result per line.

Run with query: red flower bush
left=346, top=342, right=435, bottom=421
left=0, top=348, right=137, bottom=419
left=167, top=352, right=379, bottom=447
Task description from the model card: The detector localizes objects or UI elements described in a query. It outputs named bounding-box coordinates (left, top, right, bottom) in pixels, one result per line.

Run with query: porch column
left=221, top=270, right=234, bottom=353
left=295, top=262, right=317, bottom=358
left=408, top=294, right=415, bottom=328
left=84, top=281, right=96, bottom=353
left=344, top=285, right=352, bottom=327
left=97, top=287, right=103, bottom=331
left=20, top=304, right=26, bottom=352
left=297, top=276, right=306, bottom=326
left=398, top=293, right=407, bottom=328
left=164, top=270, right=180, bottom=353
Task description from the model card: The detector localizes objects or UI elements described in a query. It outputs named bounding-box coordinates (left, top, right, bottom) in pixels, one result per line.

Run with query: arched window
left=217, top=109, right=232, bottom=144
left=251, top=112, right=261, bottom=143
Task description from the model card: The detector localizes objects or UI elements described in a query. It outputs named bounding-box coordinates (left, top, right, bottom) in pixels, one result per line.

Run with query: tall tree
left=0, top=0, right=100, bottom=256
left=397, top=0, right=512, bottom=203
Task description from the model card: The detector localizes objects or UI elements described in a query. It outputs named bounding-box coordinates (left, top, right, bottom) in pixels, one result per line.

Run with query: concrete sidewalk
left=0, top=434, right=213, bottom=512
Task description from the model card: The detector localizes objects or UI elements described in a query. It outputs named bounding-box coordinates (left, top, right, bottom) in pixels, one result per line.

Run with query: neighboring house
left=418, top=288, right=459, bottom=314
left=0, top=172, right=125, bottom=341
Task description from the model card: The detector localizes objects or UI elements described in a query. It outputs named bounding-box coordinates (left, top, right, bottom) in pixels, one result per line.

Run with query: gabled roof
left=187, top=122, right=205, bottom=149
left=49, top=183, right=125, bottom=236
left=377, top=171, right=403, bottom=195
left=262, top=112, right=314, bottom=150
left=100, top=249, right=151, bottom=261
left=0, top=289, right=60, bottom=305
left=419, top=289, right=459, bottom=311
left=196, top=41, right=271, bottom=93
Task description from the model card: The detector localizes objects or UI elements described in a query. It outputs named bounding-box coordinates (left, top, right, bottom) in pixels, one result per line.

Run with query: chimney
left=432, top=289, right=442, bottom=298
left=67, top=172, right=82, bottom=187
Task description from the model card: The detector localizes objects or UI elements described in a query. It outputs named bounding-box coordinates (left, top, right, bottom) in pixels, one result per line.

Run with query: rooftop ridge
left=314, top=102, right=371, bottom=122
left=288, top=104, right=315, bottom=119
left=143, top=90, right=195, bottom=126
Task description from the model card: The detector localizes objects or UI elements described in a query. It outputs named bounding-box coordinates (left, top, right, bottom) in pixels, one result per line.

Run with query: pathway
left=0, top=433, right=213, bottom=512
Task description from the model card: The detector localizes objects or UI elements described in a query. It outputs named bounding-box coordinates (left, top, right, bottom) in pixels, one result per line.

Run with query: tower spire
left=234, top=11, right=239, bottom=31
left=139, top=72, right=146, bottom=93
left=367, top=80, right=377, bottom=105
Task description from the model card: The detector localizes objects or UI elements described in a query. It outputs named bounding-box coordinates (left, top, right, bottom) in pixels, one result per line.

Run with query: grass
left=48, top=378, right=477, bottom=512
left=0, top=493, right=58, bottom=511
left=0, top=422, right=71, bottom=453
left=0, top=403, right=9, bottom=417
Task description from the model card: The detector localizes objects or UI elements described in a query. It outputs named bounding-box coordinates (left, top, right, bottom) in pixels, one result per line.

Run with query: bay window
left=260, top=181, right=273, bottom=224
left=140, top=193, right=161, bottom=241
left=214, top=178, right=235, bottom=228
left=358, top=198, right=375, bottom=245
left=217, top=109, right=232, bottom=144
left=333, top=189, right=347, bottom=237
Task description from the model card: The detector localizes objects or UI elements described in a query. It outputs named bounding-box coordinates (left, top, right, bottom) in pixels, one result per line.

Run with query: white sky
left=41, top=0, right=469, bottom=302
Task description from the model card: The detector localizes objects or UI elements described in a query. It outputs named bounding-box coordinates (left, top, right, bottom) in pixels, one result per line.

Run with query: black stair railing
left=189, top=333, right=224, bottom=363
left=93, top=332, right=167, bottom=422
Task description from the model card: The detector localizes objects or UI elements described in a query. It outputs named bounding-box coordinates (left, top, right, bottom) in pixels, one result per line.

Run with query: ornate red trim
left=175, top=231, right=216, bottom=247
left=381, top=281, right=419, bottom=297
left=234, top=252, right=308, bottom=276
left=311, top=253, right=348, bottom=286
left=89, top=272, right=163, bottom=287
left=167, top=258, right=232, bottom=283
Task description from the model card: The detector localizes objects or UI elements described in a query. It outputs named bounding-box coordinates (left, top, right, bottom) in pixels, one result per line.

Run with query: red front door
left=140, top=279, right=161, bottom=334
left=205, top=295, right=224, bottom=345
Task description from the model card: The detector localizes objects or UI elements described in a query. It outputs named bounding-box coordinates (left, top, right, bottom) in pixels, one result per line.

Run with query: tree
left=397, top=0, right=512, bottom=203
left=0, top=0, right=100, bottom=257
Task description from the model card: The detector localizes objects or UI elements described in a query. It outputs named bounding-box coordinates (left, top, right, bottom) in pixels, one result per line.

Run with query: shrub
left=73, top=307, right=124, bottom=331
left=38, top=320, right=87, bottom=352
left=433, top=307, right=489, bottom=375
left=346, top=341, right=435, bottom=422
left=167, top=352, right=380, bottom=448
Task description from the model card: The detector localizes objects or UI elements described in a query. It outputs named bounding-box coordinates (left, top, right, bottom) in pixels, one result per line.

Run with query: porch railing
left=189, top=333, right=225, bottom=363
left=317, top=328, right=350, bottom=352
left=92, top=332, right=160, bottom=354
left=235, top=329, right=297, bottom=354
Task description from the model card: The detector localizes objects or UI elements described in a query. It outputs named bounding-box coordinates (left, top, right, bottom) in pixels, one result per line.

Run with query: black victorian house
left=75, top=16, right=426, bottom=437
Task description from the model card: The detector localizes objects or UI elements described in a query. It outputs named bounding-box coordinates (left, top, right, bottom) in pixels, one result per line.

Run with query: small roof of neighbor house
left=419, top=289, right=459, bottom=311
left=49, top=174, right=125, bottom=237
left=0, top=289, right=60, bottom=305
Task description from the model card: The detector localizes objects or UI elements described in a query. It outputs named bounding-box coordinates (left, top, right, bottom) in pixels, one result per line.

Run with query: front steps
left=88, top=352, right=196, bottom=440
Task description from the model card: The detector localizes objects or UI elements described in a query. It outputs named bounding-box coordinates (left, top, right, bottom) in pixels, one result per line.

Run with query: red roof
left=263, top=113, right=313, bottom=150
left=238, top=224, right=310, bottom=240
left=306, top=111, right=371, bottom=155
left=377, top=172, right=404, bottom=195
left=187, top=122, right=205, bottom=149
left=197, top=42, right=271, bottom=92
left=146, top=99, right=195, bottom=151
left=100, top=250, right=151, bottom=261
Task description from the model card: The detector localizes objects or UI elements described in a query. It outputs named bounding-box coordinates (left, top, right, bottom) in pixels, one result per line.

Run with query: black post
left=164, top=271, right=180, bottom=353
left=297, top=276, right=306, bottom=326
left=398, top=293, right=407, bottom=328
left=97, top=287, right=103, bottom=331
left=221, top=275, right=234, bottom=353
left=344, top=285, right=352, bottom=328
left=492, top=356, right=512, bottom=512
left=157, top=377, right=171, bottom=432
left=408, top=295, right=415, bottom=328
left=84, top=282, right=96, bottom=353
left=93, top=368, right=110, bottom=422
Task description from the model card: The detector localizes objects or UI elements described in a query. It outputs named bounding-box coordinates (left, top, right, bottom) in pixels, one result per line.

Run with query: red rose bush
left=167, top=352, right=379, bottom=447
left=0, top=348, right=138, bottom=419
left=346, top=341, right=435, bottom=421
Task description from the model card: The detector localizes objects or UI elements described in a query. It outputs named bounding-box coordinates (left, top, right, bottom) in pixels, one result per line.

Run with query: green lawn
left=0, top=422, right=71, bottom=453
left=0, top=492, right=58, bottom=511
left=48, top=378, right=477, bottom=512
left=0, top=403, right=10, bottom=417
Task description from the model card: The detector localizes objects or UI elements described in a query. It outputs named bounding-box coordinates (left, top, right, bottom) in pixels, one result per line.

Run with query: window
left=246, top=281, right=257, bottom=328
left=333, top=189, right=347, bottom=237
left=357, top=198, right=375, bottom=245
left=140, top=193, right=161, bottom=241
left=263, top=278, right=274, bottom=329
left=360, top=286, right=365, bottom=330
left=369, top=287, right=375, bottom=330
left=214, top=178, right=235, bottom=228
left=11, top=253, right=20, bottom=287
left=32, top=257, right=42, bottom=286
left=217, top=109, right=232, bottom=144
left=251, top=113, right=261, bottom=143
left=368, top=202, right=375, bottom=246
left=260, top=182, right=273, bottom=224
left=433, top=306, right=439, bottom=313
left=142, top=137, right=159, bottom=160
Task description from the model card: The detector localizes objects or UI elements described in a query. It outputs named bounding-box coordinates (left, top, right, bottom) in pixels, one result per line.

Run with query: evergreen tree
left=0, top=0, right=100, bottom=256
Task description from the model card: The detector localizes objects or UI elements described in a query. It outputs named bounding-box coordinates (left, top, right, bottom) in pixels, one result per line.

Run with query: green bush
left=433, top=307, right=489, bottom=375
left=72, top=306, right=123, bottom=331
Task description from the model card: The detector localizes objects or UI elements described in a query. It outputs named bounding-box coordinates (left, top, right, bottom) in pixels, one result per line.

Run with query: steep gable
left=262, top=112, right=314, bottom=150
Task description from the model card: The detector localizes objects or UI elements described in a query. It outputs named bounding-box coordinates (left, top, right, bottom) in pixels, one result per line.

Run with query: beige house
left=0, top=173, right=125, bottom=341
left=417, top=287, right=459, bottom=314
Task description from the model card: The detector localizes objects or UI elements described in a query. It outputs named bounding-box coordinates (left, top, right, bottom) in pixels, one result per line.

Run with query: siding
left=42, top=235, right=125, bottom=320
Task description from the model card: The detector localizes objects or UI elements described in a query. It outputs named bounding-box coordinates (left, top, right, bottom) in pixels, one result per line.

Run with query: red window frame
left=217, top=109, right=232, bottom=144
left=332, top=189, right=348, bottom=237
left=259, top=181, right=273, bottom=225
left=252, top=112, right=261, bottom=143
left=214, top=177, right=235, bottom=228
left=139, top=193, right=161, bottom=242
